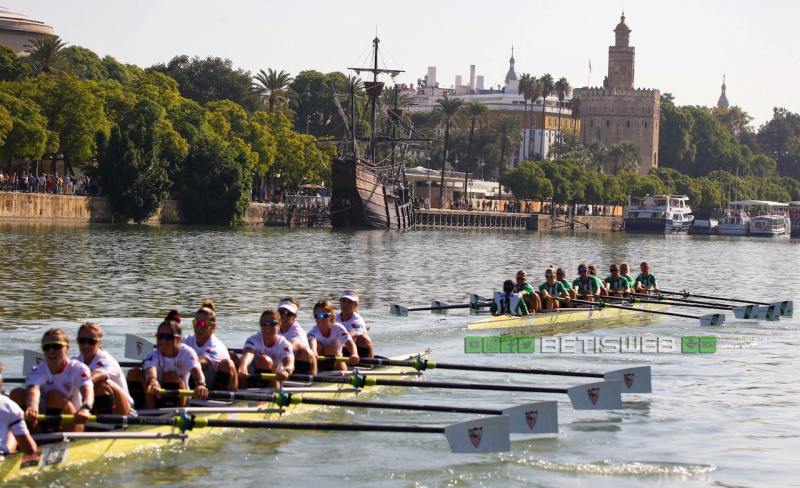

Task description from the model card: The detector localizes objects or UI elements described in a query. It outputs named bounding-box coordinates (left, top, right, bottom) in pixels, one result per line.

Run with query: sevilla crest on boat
left=136, top=341, right=143, bottom=356
left=624, top=373, right=635, bottom=389
left=468, top=426, right=483, bottom=448
left=588, top=387, right=600, bottom=405
left=525, top=410, right=538, bottom=430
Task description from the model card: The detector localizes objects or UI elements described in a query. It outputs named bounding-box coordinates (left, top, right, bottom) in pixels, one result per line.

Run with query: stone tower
left=717, top=74, right=729, bottom=108
left=578, top=14, right=661, bottom=175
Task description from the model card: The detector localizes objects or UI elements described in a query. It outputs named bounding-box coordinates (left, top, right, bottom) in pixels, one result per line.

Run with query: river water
left=1, top=223, right=798, bottom=487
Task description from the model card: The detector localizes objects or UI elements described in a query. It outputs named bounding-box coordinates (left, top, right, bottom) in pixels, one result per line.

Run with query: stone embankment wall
left=530, top=214, right=624, bottom=232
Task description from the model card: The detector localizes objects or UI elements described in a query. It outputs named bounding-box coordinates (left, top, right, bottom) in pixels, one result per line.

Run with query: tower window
left=626, top=121, right=630, bottom=128
left=590, top=120, right=594, bottom=127
left=606, top=120, right=610, bottom=127
left=645, top=122, right=648, bottom=128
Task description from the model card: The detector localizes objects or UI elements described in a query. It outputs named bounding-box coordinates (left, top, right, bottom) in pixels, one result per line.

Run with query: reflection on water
left=1, top=222, right=800, bottom=486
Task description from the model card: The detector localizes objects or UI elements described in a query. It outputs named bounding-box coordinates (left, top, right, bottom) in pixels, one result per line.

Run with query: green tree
left=658, top=100, right=694, bottom=172
left=554, top=77, right=571, bottom=156
left=252, top=68, right=294, bottom=113
left=499, top=160, right=553, bottom=201
left=604, top=141, right=641, bottom=176
left=24, top=34, right=69, bottom=75
left=0, top=45, right=32, bottom=81
left=757, top=108, right=800, bottom=179
left=102, top=56, right=135, bottom=85
left=538, top=74, right=554, bottom=158
left=462, top=100, right=489, bottom=195
left=62, top=45, right=107, bottom=81
left=518, top=73, right=534, bottom=159
left=491, top=115, right=522, bottom=176
left=434, top=94, right=464, bottom=202
left=0, top=92, right=52, bottom=169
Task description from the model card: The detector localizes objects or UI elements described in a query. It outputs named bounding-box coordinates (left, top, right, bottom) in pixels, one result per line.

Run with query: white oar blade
left=443, top=415, right=510, bottom=453
left=431, top=301, right=448, bottom=315
left=470, top=293, right=488, bottom=303
left=389, top=304, right=409, bottom=316
left=502, top=401, right=558, bottom=434
left=732, top=305, right=758, bottom=320
left=779, top=300, right=793, bottom=317
left=23, top=349, right=46, bottom=375
left=125, top=333, right=155, bottom=360
left=604, top=366, right=652, bottom=393
left=767, top=303, right=783, bottom=320
left=700, top=313, right=725, bottom=326
left=469, top=294, right=489, bottom=315
left=566, top=380, right=622, bottom=410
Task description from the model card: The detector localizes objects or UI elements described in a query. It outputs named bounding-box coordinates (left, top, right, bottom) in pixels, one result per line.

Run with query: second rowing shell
left=466, top=302, right=669, bottom=330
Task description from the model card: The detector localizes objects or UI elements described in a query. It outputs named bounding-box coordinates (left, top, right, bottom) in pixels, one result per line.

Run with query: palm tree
left=605, top=141, right=642, bottom=176
left=492, top=115, right=522, bottom=175
left=252, top=68, right=293, bottom=112
left=554, top=77, right=571, bottom=157
left=528, top=78, right=542, bottom=160
left=518, top=74, right=534, bottom=160
left=434, top=94, right=465, bottom=204
left=462, top=101, right=489, bottom=194
left=24, top=35, right=69, bottom=75
left=538, top=74, right=554, bottom=159
left=570, top=95, right=582, bottom=148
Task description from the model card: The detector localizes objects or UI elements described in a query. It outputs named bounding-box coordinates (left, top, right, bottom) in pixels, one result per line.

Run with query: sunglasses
left=260, top=320, right=279, bottom=327
left=314, top=312, right=332, bottom=319
left=545, top=274, right=554, bottom=278
left=193, top=319, right=214, bottom=328
left=579, top=269, right=588, bottom=273
left=156, top=333, right=177, bottom=341
left=77, top=337, right=99, bottom=345
left=278, top=310, right=295, bottom=316
left=42, top=341, right=67, bottom=352
left=611, top=269, right=619, bottom=272
left=516, top=276, right=526, bottom=280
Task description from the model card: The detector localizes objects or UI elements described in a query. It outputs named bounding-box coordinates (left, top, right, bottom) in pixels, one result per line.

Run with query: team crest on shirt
left=284, top=348, right=290, bottom=353
left=206, top=348, right=217, bottom=356
left=96, top=361, right=104, bottom=367
left=469, top=427, right=483, bottom=448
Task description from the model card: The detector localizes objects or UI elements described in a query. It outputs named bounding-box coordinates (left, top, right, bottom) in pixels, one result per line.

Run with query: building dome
left=0, top=6, right=54, bottom=55
left=717, top=74, right=729, bottom=108
left=615, top=16, right=630, bottom=32
left=504, top=47, right=517, bottom=84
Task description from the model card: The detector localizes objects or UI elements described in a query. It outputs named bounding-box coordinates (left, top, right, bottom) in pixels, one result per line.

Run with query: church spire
left=505, top=46, right=518, bottom=84
left=717, top=73, right=729, bottom=108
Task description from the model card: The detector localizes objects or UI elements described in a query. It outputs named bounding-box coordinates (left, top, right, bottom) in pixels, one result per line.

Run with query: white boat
left=719, top=200, right=789, bottom=237
left=624, top=195, right=693, bottom=234
left=789, top=202, right=800, bottom=237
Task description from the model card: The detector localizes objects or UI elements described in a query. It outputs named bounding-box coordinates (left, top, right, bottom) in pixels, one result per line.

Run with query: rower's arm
left=90, top=369, right=109, bottom=385
left=344, top=338, right=359, bottom=364
left=238, top=348, right=255, bottom=375
left=24, top=385, right=41, bottom=422
left=14, top=430, right=37, bottom=455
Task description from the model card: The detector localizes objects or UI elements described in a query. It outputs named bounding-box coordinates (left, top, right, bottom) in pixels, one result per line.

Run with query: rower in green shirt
left=634, top=261, right=659, bottom=294
left=539, top=268, right=570, bottom=309
left=490, top=279, right=529, bottom=316
left=619, top=262, right=635, bottom=289
left=604, top=264, right=632, bottom=297
left=514, top=269, right=540, bottom=313
left=572, top=263, right=603, bottom=301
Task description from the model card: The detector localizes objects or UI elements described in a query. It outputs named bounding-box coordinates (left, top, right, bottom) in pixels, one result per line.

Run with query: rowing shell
left=467, top=302, right=669, bottom=330
left=0, top=351, right=428, bottom=482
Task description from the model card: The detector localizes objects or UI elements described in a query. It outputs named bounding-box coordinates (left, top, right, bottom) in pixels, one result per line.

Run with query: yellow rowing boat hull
left=467, top=303, right=669, bottom=330
left=0, top=351, right=426, bottom=482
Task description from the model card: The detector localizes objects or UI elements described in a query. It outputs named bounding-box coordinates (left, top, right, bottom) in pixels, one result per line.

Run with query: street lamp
left=427, top=156, right=431, bottom=169
left=426, top=175, right=432, bottom=208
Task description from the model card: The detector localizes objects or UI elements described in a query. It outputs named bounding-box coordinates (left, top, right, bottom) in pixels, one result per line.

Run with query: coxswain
left=126, top=318, right=208, bottom=409
left=308, top=300, right=359, bottom=371
left=515, top=269, right=541, bottom=313
left=336, top=290, right=374, bottom=358
left=238, top=309, right=295, bottom=388
left=635, top=261, right=659, bottom=294
left=9, top=328, right=94, bottom=433
left=73, top=322, right=133, bottom=415
left=572, top=263, right=603, bottom=302
left=490, top=279, right=529, bottom=316
left=0, top=361, right=36, bottom=455
left=182, top=300, right=237, bottom=391
left=539, top=268, right=570, bottom=309
left=604, top=264, right=632, bottom=298
left=277, top=298, right=318, bottom=375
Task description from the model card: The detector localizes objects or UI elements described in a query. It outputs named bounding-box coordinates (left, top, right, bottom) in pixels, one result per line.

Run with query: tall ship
left=329, top=37, right=420, bottom=229
left=624, top=194, right=693, bottom=233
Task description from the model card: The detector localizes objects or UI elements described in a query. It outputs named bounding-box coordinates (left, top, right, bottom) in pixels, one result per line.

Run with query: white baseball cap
left=277, top=300, right=298, bottom=315
left=340, top=291, right=359, bottom=303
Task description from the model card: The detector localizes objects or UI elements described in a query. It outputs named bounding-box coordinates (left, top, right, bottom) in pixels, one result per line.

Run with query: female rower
left=515, top=270, right=541, bottom=313
left=604, top=264, right=632, bottom=297
left=73, top=322, right=133, bottom=415
left=490, top=279, right=529, bottom=316
left=635, top=262, right=659, bottom=294
left=539, top=268, right=570, bottom=309
left=0, top=361, right=36, bottom=455
left=336, top=290, right=374, bottom=358
left=572, top=263, right=603, bottom=302
left=237, top=309, right=295, bottom=388
left=619, top=262, right=635, bottom=289
left=588, top=265, right=608, bottom=297
left=126, top=318, right=208, bottom=409
left=9, top=328, right=93, bottom=433
left=182, top=300, right=237, bottom=391
left=555, top=267, right=576, bottom=301
left=277, top=298, right=317, bottom=374
left=309, top=300, right=359, bottom=371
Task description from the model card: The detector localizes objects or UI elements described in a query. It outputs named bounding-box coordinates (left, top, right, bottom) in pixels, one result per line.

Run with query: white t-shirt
left=26, top=359, right=92, bottom=409
left=142, top=344, right=201, bottom=386
left=279, top=322, right=310, bottom=348
left=0, top=395, right=29, bottom=454
left=73, top=349, right=134, bottom=405
left=307, top=322, right=352, bottom=352
left=243, top=332, right=294, bottom=373
left=336, top=311, right=368, bottom=337
left=182, top=334, right=231, bottom=365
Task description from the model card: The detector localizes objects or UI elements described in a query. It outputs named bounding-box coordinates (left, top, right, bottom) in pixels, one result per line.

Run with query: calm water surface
left=1, top=223, right=799, bottom=487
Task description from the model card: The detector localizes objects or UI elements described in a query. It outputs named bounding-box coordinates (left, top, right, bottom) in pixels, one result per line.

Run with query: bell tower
left=608, top=14, right=635, bottom=90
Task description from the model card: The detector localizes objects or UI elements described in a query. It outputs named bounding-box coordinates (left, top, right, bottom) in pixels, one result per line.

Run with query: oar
left=255, top=373, right=622, bottom=410
left=389, top=301, right=490, bottom=316
left=40, top=413, right=511, bottom=453
left=622, top=295, right=777, bottom=320
left=570, top=299, right=725, bottom=326
left=621, top=295, right=733, bottom=311
left=320, top=356, right=651, bottom=394
left=161, top=389, right=558, bottom=435
left=661, top=290, right=793, bottom=317
left=124, top=334, right=243, bottom=361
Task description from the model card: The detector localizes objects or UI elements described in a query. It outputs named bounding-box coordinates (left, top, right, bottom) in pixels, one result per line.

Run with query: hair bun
left=202, top=300, right=216, bottom=311
left=165, top=309, right=181, bottom=323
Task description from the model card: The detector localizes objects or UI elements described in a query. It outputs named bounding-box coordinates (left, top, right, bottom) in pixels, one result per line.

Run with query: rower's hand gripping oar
left=571, top=299, right=725, bottom=326
left=161, top=388, right=558, bottom=435
left=41, top=413, right=512, bottom=453
left=322, top=356, right=652, bottom=394
left=257, top=373, right=622, bottom=410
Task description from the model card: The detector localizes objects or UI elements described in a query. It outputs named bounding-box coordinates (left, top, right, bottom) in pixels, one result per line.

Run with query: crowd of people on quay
left=414, top=196, right=615, bottom=216
left=0, top=170, right=102, bottom=196
left=491, top=261, right=658, bottom=316
left=0, top=290, right=372, bottom=454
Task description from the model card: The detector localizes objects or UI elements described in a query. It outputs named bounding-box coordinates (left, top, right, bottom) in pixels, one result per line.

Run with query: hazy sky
left=8, top=0, right=799, bottom=127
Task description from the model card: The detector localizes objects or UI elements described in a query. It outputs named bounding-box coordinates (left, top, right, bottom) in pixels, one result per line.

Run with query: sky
left=8, top=0, right=800, bottom=128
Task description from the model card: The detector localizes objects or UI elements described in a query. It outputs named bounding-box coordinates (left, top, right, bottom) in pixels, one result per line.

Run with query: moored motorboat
left=624, top=195, right=693, bottom=234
